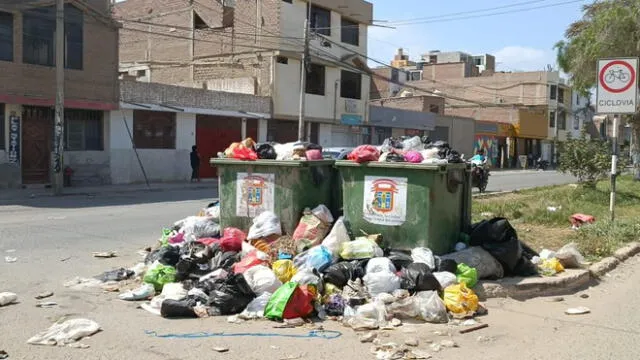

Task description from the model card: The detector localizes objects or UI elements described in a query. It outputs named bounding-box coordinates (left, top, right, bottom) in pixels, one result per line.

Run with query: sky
left=366, top=0, right=588, bottom=72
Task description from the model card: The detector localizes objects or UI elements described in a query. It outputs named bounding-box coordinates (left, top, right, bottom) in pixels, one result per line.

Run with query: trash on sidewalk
left=565, top=306, right=590, bottom=315
left=92, top=251, right=117, bottom=258
left=35, top=291, right=54, bottom=300
left=0, top=292, right=18, bottom=306
left=27, top=318, right=101, bottom=346
left=0, top=350, right=7, bottom=359
left=119, top=284, right=155, bottom=301
left=4, top=256, right=17, bottom=263
left=570, top=213, right=595, bottom=229
left=36, top=301, right=58, bottom=308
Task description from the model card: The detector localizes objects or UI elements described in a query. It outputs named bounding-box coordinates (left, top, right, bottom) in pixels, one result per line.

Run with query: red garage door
left=196, top=115, right=257, bottom=178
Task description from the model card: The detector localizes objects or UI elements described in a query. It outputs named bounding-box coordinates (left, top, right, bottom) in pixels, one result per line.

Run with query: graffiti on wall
left=474, top=135, right=499, bottom=167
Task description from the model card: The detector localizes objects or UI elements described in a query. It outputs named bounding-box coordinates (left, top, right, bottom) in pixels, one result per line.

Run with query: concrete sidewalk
left=0, top=180, right=218, bottom=201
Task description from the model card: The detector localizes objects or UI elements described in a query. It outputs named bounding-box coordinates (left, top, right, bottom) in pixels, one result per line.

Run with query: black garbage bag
left=211, top=249, right=239, bottom=271
left=470, top=218, right=518, bottom=246
left=145, top=246, right=181, bottom=266
left=306, top=143, right=323, bottom=151
left=447, top=150, right=463, bottom=163
left=387, top=250, right=413, bottom=271
left=437, top=259, right=458, bottom=274
left=95, top=268, right=134, bottom=282
left=256, top=143, right=277, bottom=160
left=161, top=298, right=198, bottom=318
left=207, top=273, right=256, bottom=315
left=386, top=152, right=406, bottom=162
left=400, top=263, right=442, bottom=293
left=323, top=260, right=366, bottom=288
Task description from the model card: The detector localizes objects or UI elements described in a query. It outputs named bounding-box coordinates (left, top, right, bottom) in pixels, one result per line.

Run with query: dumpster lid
left=335, top=160, right=469, bottom=171
left=210, top=158, right=335, bottom=167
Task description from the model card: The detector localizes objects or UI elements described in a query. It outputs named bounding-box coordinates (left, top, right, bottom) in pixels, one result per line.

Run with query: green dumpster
left=210, top=159, right=337, bottom=235
left=335, top=161, right=472, bottom=255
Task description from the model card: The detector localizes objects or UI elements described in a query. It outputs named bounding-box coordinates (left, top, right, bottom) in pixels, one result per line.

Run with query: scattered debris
left=477, top=335, right=494, bottom=343
left=440, top=339, right=458, bottom=348
left=92, top=251, right=117, bottom=258
left=406, top=349, right=431, bottom=359
left=579, top=293, right=589, bottom=299
left=4, top=256, right=17, bottom=263
left=359, top=332, right=377, bottom=343
left=429, top=343, right=441, bottom=352
left=459, top=323, right=489, bottom=334
left=118, top=284, right=155, bottom=301
left=35, top=291, right=54, bottom=300
left=546, top=296, right=564, bottom=302
left=27, top=318, right=101, bottom=346
left=5, top=249, right=15, bottom=253
left=404, top=338, right=419, bottom=347
left=36, top=301, right=58, bottom=308
left=480, top=212, right=494, bottom=217
left=67, top=343, right=90, bottom=349
left=462, top=319, right=477, bottom=326
left=60, top=256, right=72, bottom=262
left=64, top=277, right=104, bottom=290
left=0, top=292, right=18, bottom=306
left=0, top=350, right=7, bottom=359
left=565, top=306, right=590, bottom=315
left=213, top=347, right=229, bottom=353
left=390, top=318, right=402, bottom=327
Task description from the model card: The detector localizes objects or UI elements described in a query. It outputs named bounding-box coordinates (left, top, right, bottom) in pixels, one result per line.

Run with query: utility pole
left=297, top=1, right=311, bottom=141
left=610, top=114, right=619, bottom=221
left=53, top=0, right=65, bottom=195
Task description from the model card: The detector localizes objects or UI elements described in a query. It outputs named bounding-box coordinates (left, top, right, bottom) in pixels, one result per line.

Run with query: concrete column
left=241, top=117, right=247, bottom=139
left=258, top=119, right=268, bottom=142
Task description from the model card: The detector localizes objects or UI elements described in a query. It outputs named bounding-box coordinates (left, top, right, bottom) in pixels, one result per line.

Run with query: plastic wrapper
left=321, top=216, right=351, bottom=257
left=355, top=300, right=388, bottom=322
left=340, top=238, right=384, bottom=260
left=443, top=283, right=479, bottom=317
left=324, top=293, right=346, bottom=316
left=539, top=258, right=565, bottom=276
left=239, top=292, right=272, bottom=319
left=411, top=247, right=436, bottom=271
left=386, top=297, right=419, bottom=319
left=232, top=250, right=270, bottom=274
left=402, top=136, right=424, bottom=152
left=272, top=259, right=297, bottom=283
left=143, top=265, right=177, bottom=291
left=415, top=290, right=448, bottom=323
left=293, top=205, right=334, bottom=252
left=290, top=267, right=323, bottom=294
left=433, top=271, right=457, bottom=289
left=555, top=242, right=588, bottom=268
left=247, top=211, right=282, bottom=241
left=366, top=257, right=396, bottom=274
left=456, top=263, right=478, bottom=287
left=363, top=271, right=401, bottom=297
left=243, top=265, right=282, bottom=295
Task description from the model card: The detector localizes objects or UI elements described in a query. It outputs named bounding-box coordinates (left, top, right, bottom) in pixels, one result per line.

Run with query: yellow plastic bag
left=443, top=283, right=479, bottom=317
left=272, top=260, right=297, bottom=283
left=539, top=258, right=565, bottom=276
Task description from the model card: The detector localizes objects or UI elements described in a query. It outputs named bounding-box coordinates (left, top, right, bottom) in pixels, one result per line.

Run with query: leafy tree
left=558, top=129, right=612, bottom=187
left=555, top=0, right=640, bottom=180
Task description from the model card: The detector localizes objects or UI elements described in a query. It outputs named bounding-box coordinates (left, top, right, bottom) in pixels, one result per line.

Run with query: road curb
left=477, top=241, right=640, bottom=300
left=472, top=190, right=516, bottom=199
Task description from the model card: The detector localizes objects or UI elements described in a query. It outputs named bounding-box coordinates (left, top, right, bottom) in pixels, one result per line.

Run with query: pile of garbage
left=87, top=203, right=587, bottom=329
left=217, top=136, right=464, bottom=165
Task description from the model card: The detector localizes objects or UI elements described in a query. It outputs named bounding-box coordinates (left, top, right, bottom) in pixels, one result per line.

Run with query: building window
left=549, top=111, right=556, bottom=128
left=558, top=88, right=565, bottom=103
left=558, top=111, right=566, bottom=130
left=391, top=68, right=399, bottom=82
left=282, top=0, right=292, bottom=3
left=0, top=12, right=13, bottom=62
left=276, top=56, right=288, bottom=64
left=309, top=4, right=331, bottom=36
left=22, top=5, right=83, bottom=69
left=409, top=71, right=422, bottom=81
left=305, top=63, right=325, bottom=95
left=573, top=115, right=580, bottom=130
left=576, top=94, right=580, bottom=106
left=340, top=70, right=361, bottom=100
left=65, top=109, right=103, bottom=151
left=429, top=104, right=439, bottom=114
left=341, top=17, right=359, bottom=46
left=0, top=103, right=4, bottom=150
left=133, top=110, right=176, bottom=149
left=550, top=85, right=557, bottom=100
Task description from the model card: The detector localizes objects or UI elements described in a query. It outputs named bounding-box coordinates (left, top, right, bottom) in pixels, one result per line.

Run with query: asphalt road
left=0, top=170, right=600, bottom=360
left=484, top=170, right=576, bottom=193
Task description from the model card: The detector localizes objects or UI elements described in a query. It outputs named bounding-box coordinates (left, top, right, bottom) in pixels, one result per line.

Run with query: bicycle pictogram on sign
left=599, top=60, right=636, bottom=93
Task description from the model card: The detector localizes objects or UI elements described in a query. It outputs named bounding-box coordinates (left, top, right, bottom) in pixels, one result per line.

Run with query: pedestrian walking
left=190, top=145, right=200, bottom=182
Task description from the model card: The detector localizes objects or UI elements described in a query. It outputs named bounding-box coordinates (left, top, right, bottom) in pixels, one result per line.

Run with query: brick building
left=0, top=0, right=119, bottom=188
left=115, top=0, right=373, bottom=147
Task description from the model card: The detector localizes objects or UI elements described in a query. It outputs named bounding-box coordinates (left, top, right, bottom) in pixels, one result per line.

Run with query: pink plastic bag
left=348, top=145, right=380, bottom=163
left=306, top=149, right=323, bottom=160
left=404, top=151, right=424, bottom=163
left=219, top=228, right=246, bottom=252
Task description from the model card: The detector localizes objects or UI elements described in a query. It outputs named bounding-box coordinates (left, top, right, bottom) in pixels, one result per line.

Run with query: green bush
left=558, top=130, right=611, bottom=187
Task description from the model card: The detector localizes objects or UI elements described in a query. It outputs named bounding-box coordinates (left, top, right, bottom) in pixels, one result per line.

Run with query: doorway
left=21, top=106, right=53, bottom=184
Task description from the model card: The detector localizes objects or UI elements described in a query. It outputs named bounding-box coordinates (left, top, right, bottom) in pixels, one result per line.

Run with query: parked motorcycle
left=536, top=158, right=549, bottom=171
left=470, top=158, right=489, bottom=193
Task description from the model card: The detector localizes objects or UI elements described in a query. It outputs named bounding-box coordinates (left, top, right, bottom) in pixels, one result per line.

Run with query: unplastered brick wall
left=446, top=106, right=520, bottom=125
left=370, top=96, right=445, bottom=114
left=120, top=80, right=271, bottom=113
left=0, top=7, right=118, bottom=103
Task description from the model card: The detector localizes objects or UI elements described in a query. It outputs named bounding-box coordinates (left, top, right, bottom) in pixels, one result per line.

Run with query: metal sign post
left=596, top=57, right=639, bottom=221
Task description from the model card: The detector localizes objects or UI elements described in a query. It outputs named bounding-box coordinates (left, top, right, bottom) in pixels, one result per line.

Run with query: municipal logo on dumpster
left=236, top=173, right=275, bottom=217
left=363, top=176, right=407, bottom=226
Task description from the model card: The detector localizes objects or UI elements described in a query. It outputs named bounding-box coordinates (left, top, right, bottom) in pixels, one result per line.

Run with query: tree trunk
left=632, top=114, right=640, bottom=181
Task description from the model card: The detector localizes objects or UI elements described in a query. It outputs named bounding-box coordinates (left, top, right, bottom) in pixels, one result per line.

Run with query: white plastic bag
left=415, top=291, right=448, bottom=323
left=366, top=257, right=396, bottom=274
left=239, top=292, right=272, bottom=319
left=340, top=238, right=384, bottom=260
left=355, top=301, right=388, bottom=322
left=411, top=247, right=436, bottom=271
left=0, top=292, right=18, bottom=306
left=322, top=217, right=351, bottom=257
left=27, top=318, right=101, bottom=346
left=291, top=267, right=323, bottom=293
left=311, top=204, right=334, bottom=224
left=363, top=271, right=401, bottom=297
left=386, top=297, right=419, bottom=319
left=433, top=271, right=457, bottom=289
left=274, top=142, right=295, bottom=160
left=242, top=265, right=282, bottom=295
left=174, top=216, right=220, bottom=239
left=421, top=148, right=440, bottom=160
left=402, top=136, right=424, bottom=152
left=247, top=211, right=282, bottom=240
left=555, top=242, right=588, bottom=268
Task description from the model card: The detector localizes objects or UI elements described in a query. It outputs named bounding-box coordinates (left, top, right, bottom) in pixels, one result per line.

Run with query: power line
left=384, top=0, right=587, bottom=26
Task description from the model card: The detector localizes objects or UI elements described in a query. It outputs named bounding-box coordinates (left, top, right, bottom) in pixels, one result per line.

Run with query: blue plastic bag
left=305, top=246, right=333, bottom=272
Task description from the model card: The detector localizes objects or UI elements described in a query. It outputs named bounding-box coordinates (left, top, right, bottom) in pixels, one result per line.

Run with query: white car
left=322, top=147, right=354, bottom=160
